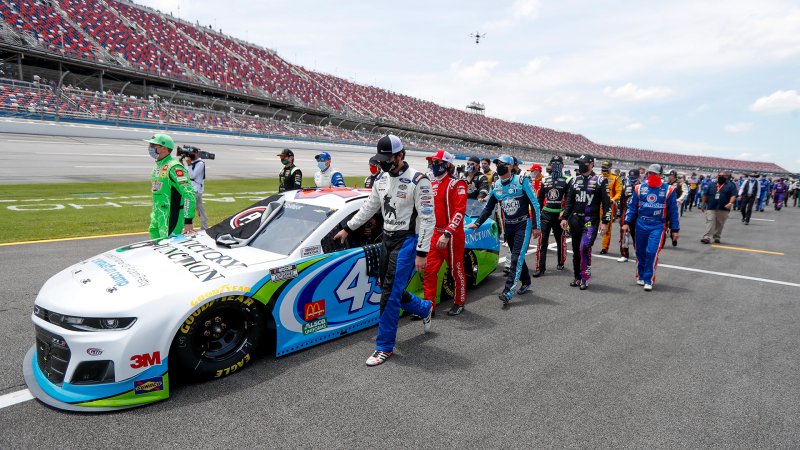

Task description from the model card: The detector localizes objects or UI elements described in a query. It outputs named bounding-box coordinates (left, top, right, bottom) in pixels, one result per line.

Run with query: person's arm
left=610, top=176, right=622, bottom=202
left=537, top=179, right=547, bottom=209
left=600, top=178, right=612, bottom=224
left=522, top=177, right=541, bottom=230
left=478, top=174, right=489, bottom=200
left=561, top=181, right=575, bottom=221
left=666, top=187, right=680, bottom=233
left=331, top=170, right=346, bottom=187
left=624, top=185, right=640, bottom=226
left=169, top=164, right=196, bottom=226
left=292, top=168, right=302, bottom=190
left=679, top=182, right=688, bottom=203
left=446, top=180, right=468, bottom=234
left=414, top=174, right=435, bottom=256
left=756, top=181, right=761, bottom=199
left=344, top=176, right=382, bottom=232
left=473, top=192, right=498, bottom=228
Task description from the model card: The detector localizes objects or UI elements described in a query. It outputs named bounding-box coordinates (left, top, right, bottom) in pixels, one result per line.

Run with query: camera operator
left=181, top=146, right=209, bottom=230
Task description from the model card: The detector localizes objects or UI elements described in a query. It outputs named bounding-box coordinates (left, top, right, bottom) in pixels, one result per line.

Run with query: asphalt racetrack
left=1, top=187, right=799, bottom=447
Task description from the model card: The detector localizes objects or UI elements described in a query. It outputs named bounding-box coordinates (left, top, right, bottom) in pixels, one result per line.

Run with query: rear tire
left=464, top=251, right=478, bottom=287
left=170, top=296, right=264, bottom=381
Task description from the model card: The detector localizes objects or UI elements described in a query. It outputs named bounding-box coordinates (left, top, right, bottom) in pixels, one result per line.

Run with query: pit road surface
left=1, top=203, right=798, bottom=448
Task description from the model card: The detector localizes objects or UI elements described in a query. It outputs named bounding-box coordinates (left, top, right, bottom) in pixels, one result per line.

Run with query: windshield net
left=249, top=202, right=330, bottom=255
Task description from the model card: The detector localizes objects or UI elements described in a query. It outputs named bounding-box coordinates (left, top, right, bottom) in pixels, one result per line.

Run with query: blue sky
left=140, top=0, right=800, bottom=172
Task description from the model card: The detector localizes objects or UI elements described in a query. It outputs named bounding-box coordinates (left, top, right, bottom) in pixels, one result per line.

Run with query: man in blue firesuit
left=623, top=164, right=680, bottom=292
left=468, top=154, right=541, bottom=305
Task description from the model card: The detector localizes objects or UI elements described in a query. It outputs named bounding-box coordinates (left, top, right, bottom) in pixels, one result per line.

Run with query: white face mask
left=317, top=161, right=327, bottom=170
left=148, top=145, right=159, bottom=159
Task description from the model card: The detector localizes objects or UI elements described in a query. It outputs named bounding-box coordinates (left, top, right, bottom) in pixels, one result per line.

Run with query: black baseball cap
left=667, top=169, right=678, bottom=177
left=468, top=156, right=480, bottom=164
left=574, top=154, right=595, bottom=164
left=277, top=148, right=294, bottom=157
left=375, top=134, right=403, bottom=162
left=628, top=169, right=639, bottom=178
left=549, top=155, right=564, bottom=165
left=601, top=160, right=612, bottom=170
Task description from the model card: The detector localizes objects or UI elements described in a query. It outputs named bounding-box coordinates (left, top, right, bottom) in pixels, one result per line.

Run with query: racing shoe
left=366, top=350, right=393, bottom=367
left=532, top=269, right=545, bottom=278
left=600, top=249, right=608, bottom=255
left=447, top=304, right=464, bottom=316
left=637, top=280, right=645, bottom=286
left=672, top=239, right=678, bottom=247
left=517, top=284, right=531, bottom=295
left=644, top=284, right=653, bottom=292
left=499, top=289, right=513, bottom=305
left=556, top=264, right=565, bottom=270
left=617, top=256, right=628, bottom=263
left=579, top=280, right=589, bottom=290
left=569, top=279, right=581, bottom=287
left=422, top=304, right=433, bottom=333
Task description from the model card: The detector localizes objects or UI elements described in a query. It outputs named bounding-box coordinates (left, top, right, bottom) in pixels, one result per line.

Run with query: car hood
left=35, top=233, right=286, bottom=316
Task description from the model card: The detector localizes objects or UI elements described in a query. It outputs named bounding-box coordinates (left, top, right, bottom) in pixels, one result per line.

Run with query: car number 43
left=335, top=257, right=380, bottom=313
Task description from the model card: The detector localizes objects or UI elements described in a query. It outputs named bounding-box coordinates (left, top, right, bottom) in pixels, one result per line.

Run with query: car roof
left=285, top=187, right=370, bottom=208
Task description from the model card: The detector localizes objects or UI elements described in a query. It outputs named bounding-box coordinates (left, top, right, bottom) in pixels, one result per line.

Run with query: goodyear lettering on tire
left=214, top=353, right=251, bottom=378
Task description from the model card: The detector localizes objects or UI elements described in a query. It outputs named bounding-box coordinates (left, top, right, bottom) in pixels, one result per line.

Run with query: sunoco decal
left=134, top=376, right=164, bottom=395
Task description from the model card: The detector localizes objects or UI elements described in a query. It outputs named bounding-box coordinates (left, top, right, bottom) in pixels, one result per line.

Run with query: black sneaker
left=714, top=239, right=720, bottom=243
left=532, top=270, right=544, bottom=278
left=517, top=284, right=531, bottom=295
left=569, top=279, right=581, bottom=287
left=599, top=249, right=608, bottom=255
left=556, top=264, right=565, bottom=270
left=700, top=238, right=710, bottom=244
left=671, top=239, right=677, bottom=247
left=447, top=305, right=464, bottom=316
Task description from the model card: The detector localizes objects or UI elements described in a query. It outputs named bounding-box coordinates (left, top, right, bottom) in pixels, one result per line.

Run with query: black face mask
left=717, top=176, right=727, bottom=184
left=482, top=166, right=490, bottom=174
left=379, top=160, right=395, bottom=173
left=496, top=165, right=509, bottom=177
left=577, top=162, right=590, bottom=173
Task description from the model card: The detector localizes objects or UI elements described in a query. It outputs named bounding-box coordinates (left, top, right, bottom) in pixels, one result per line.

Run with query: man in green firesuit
left=144, top=133, right=196, bottom=239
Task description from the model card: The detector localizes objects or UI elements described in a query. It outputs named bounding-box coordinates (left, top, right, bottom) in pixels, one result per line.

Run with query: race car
left=23, top=187, right=499, bottom=412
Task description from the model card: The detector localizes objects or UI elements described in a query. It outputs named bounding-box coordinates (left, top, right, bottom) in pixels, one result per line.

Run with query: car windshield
left=466, top=198, right=486, bottom=217
left=249, top=202, right=331, bottom=255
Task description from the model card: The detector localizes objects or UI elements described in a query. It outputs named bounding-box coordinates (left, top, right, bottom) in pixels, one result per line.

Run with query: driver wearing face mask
left=143, top=133, right=195, bottom=239
left=277, top=148, right=302, bottom=193
left=313, top=152, right=346, bottom=188
left=364, top=155, right=382, bottom=189
left=464, top=156, right=489, bottom=200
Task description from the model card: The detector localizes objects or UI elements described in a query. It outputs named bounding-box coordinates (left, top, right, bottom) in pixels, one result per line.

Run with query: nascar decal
left=270, top=264, right=298, bottom=282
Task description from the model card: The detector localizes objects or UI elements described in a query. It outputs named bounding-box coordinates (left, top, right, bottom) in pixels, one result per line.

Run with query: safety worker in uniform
left=560, top=154, right=612, bottom=290
left=314, top=151, right=346, bottom=188
left=623, top=164, right=680, bottom=291
left=145, top=133, right=195, bottom=239
left=277, top=148, right=302, bottom=193
left=334, top=135, right=434, bottom=367
left=464, top=156, right=489, bottom=200
left=599, top=161, right=621, bottom=254
left=617, top=169, right=640, bottom=263
left=364, top=156, right=382, bottom=188
left=533, top=156, right=568, bottom=277
left=424, top=150, right=468, bottom=316
left=468, top=155, right=541, bottom=305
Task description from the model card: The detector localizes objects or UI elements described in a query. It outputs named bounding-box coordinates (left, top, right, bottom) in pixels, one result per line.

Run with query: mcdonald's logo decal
left=304, top=299, right=326, bottom=322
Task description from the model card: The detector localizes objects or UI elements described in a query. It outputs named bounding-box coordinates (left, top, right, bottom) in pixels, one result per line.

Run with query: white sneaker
left=422, top=303, right=432, bottom=333
left=644, top=284, right=653, bottom=291
left=366, top=350, right=392, bottom=366
left=617, top=256, right=628, bottom=263
left=636, top=280, right=645, bottom=286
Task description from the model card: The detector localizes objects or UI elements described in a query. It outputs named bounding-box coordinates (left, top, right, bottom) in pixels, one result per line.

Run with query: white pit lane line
left=2, top=237, right=794, bottom=411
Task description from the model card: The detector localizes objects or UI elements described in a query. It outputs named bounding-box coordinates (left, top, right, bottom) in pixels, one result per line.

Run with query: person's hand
left=560, top=219, right=568, bottom=230
left=183, top=224, right=195, bottom=235
left=415, top=255, right=426, bottom=272
left=436, top=234, right=450, bottom=249
left=465, top=223, right=478, bottom=230
left=334, top=229, right=349, bottom=243
left=599, top=223, right=608, bottom=235
left=532, top=229, right=541, bottom=238
left=671, top=231, right=679, bottom=241
left=726, top=202, right=733, bottom=209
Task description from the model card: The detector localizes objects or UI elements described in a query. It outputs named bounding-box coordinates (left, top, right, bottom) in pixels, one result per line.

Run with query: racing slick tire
left=464, top=251, right=478, bottom=287
left=170, top=296, right=265, bottom=381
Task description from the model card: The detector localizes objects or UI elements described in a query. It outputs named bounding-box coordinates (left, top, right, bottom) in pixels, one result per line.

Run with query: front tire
left=170, top=296, right=264, bottom=381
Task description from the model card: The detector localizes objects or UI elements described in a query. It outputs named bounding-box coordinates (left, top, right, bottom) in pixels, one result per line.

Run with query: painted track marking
left=0, top=231, right=148, bottom=247
left=711, top=244, right=784, bottom=255
left=0, top=389, right=33, bottom=409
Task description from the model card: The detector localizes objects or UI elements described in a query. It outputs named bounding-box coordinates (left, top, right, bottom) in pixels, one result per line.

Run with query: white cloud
left=688, top=104, right=710, bottom=118
left=553, top=114, right=584, bottom=124
left=450, top=60, right=499, bottom=82
left=484, top=0, right=542, bottom=31
left=749, top=90, right=800, bottom=114
left=624, top=122, right=644, bottom=131
left=724, top=122, right=753, bottom=133
left=604, top=83, right=673, bottom=102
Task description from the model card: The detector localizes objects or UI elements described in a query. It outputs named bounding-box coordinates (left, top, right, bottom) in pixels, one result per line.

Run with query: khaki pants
left=703, top=209, right=729, bottom=241
left=195, top=192, right=208, bottom=229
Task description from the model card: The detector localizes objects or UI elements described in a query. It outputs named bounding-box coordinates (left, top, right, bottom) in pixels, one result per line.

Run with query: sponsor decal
left=116, top=237, right=248, bottom=283
left=103, top=254, right=149, bottom=287
left=396, top=191, right=407, bottom=199
left=134, top=376, right=164, bottom=395
left=229, top=206, right=266, bottom=228
left=466, top=227, right=494, bottom=245
left=92, top=258, right=130, bottom=287
left=175, top=168, right=185, bottom=177
left=160, top=164, right=168, bottom=177
left=80, top=278, right=91, bottom=284
left=647, top=194, right=657, bottom=203
left=399, top=178, right=412, bottom=183
left=151, top=181, right=162, bottom=192
left=547, top=189, right=560, bottom=200
left=501, top=198, right=520, bottom=215
left=214, top=353, right=250, bottom=378
left=86, top=348, right=103, bottom=356
left=181, top=296, right=254, bottom=332
left=420, top=195, right=433, bottom=201
left=270, top=264, right=298, bottom=282
left=106, top=287, right=117, bottom=294
left=398, top=184, right=408, bottom=190
left=190, top=286, right=251, bottom=307
left=302, top=318, right=328, bottom=335
left=303, top=299, right=326, bottom=322
left=130, top=351, right=161, bottom=369
left=301, top=245, right=322, bottom=257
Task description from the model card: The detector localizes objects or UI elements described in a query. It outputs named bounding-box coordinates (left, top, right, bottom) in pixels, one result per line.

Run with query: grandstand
left=0, top=0, right=788, bottom=174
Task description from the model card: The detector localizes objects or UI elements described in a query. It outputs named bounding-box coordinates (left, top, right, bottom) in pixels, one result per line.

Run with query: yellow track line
left=0, top=231, right=147, bottom=247
left=711, top=244, right=784, bottom=255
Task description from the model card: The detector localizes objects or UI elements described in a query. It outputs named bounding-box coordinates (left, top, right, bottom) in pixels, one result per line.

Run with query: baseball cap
left=667, top=169, right=678, bottom=177
left=277, top=148, right=294, bottom=157
left=368, top=155, right=380, bottom=166
left=468, top=156, right=480, bottom=164
left=601, top=161, right=612, bottom=170
left=574, top=154, right=595, bottom=164
left=493, top=154, right=514, bottom=166
left=426, top=149, right=455, bottom=164
left=628, top=169, right=639, bottom=178
left=375, top=134, right=403, bottom=162
left=529, top=163, right=542, bottom=172
left=550, top=155, right=564, bottom=165
left=647, top=163, right=663, bottom=174
left=144, top=133, right=174, bottom=150
left=314, top=151, right=331, bottom=162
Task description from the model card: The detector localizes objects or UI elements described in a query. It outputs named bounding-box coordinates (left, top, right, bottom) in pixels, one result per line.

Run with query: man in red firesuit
left=424, top=149, right=468, bottom=316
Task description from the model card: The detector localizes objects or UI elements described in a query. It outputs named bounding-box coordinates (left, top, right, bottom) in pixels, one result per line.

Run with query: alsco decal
left=130, top=351, right=161, bottom=369
left=190, top=285, right=251, bottom=306
left=302, top=318, right=328, bottom=335
left=116, top=237, right=247, bottom=283
left=303, top=299, right=325, bottom=321
left=134, top=376, right=164, bottom=395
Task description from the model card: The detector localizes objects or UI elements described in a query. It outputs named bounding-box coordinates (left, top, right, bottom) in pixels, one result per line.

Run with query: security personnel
left=334, top=135, right=434, bottom=367
left=468, top=155, right=541, bottom=305
left=533, top=156, right=568, bottom=277
left=277, top=148, right=302, bottom=193
left=314, top=151, right=346, bottom=188
left=144, top=133, right=195, bottom=239
left=364, top=156, right=382, bottom=188
left=424, top=150, right=468, bottom=316
left=599, top=161, right=621, bottom=254
left=623, top=164, right=680, bottom=291
left=560, top=154, right=612, bottom=290
left=464, top=156, right=489, bottom=200
left=617, top=169, right=640, bottom=263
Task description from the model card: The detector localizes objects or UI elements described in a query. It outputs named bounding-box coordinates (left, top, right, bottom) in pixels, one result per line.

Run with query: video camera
left=177, top=145, right=216, bottom=160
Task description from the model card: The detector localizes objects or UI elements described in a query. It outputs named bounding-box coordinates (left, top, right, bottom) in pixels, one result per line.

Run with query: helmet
left=493, top=154, right=515, bottom=166
left=144, top=133, right=174, bottom=150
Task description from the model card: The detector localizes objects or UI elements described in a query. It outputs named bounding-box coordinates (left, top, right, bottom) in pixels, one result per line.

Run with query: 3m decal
left=130, top=351, right=161, bottom=369
left=303, top=299, right=326, bottom=322
left=270, top=264, right=298, bottom=282
left=134, top=376, right=164, bottom=395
